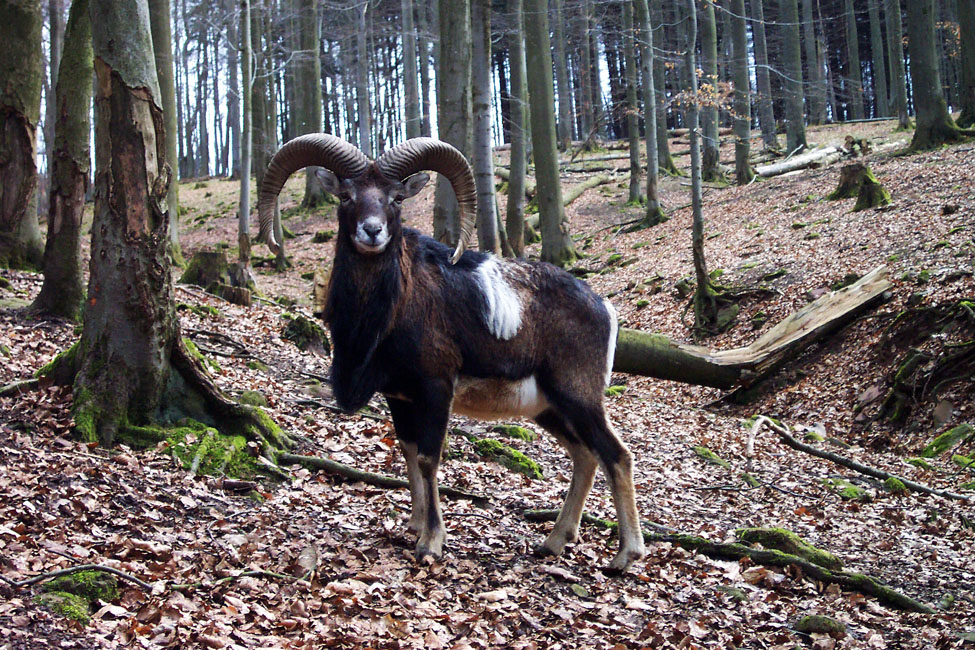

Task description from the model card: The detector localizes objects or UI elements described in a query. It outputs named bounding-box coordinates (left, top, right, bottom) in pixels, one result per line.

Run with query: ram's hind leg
left=533, top=409, right=598, bottom=558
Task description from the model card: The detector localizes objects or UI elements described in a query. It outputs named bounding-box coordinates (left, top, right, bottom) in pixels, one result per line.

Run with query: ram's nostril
left=363, top=223, right=382, bottom=238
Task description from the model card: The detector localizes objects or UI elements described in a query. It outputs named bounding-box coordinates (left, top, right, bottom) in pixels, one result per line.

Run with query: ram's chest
left=451, top=375, right=548, bottom=420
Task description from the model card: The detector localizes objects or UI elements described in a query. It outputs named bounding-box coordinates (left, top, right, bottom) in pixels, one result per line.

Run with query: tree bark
left=0, top=0, right=44, bottom=269
left=239, top=0, right=252, bottom=273
left=907, top=0, right=968, bottom=150
left=958, top=0, right=975, bottom=128
left=226, top=0, right=240, bottom=178
left=801, top=0, right=826, bottom=125
left=433, top=0, right=472, bottom=246
left=652, top=3, right=678, bottom=175
left=31, top=0, right=91, bottom=322
left=885, top=0, right=910, bottom=129
left=471, top=0, right=498, bottom=253
left=355, top=4, right=371, bottom=157
left=417, top=2, right=432, bottom=137
left=700, top=1, right=722, bottom=182
left=844, top=0, right=865, bottom=120
left=750, top=0, right=779, bottom=150
left=781, top=0, right=807, bottom=152
left=551, top=0, right=572, bottom=149
left=45, top=0, right=64, bottom=182
left=505, top=0, right=527, bottom=257
left=297, top=0, right=326, bottom=208
left=148, top=0, right=181, bottom=261
left=402, top=0, right=421, bottom=139
left=731, top=0, right=754, bottom=185
left=525, top=0, right=576, bottom=266
left=634, top=0, right=663, bottom=224
left=577, top=0, right=594, bottom=139
left=868, top=0, right=889, bottom=118
left=622, top=0, right=641, bottom=203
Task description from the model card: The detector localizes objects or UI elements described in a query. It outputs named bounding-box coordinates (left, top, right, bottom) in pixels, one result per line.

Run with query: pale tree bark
left=958, top=0, right=975, bottom=128
left=0, top=0, right=44, bottom=269
left=731, top=0, right=754, bottom=185
left=802, top=0, right=826, bottom=124
left=226, top=0, right=240, bottom=178
left=45, top=0, right=64, bottom=181
left=907, top=0, right=971, bottom=150
left=844, top=0, right=865, bottom=119
left=148, top=0, right=181, bottom=262
left=402, top=0, right=421, bottom=139
left=31, top=0, right=91, bottom=321
left=240, top=0, right=252, bottom=270
left=418, top=2, right=432, bottom=137
left=577, top=0, right=594, bottom=138
left=622, top=0, right=640, bottom=203
left=651, top=2, right=678, bottom=175
left=355, top=4, right=372, bottom=156
left=471, top=0, right=498, bottom=253
left=525, top=0, right=575, bottom=266
left=551, top=0, right=572, bottom=149
left=700, top=0, right=723, bottom=182
left=868, top=0, right=889, bottom=117
left=433, top=0, right=471, bottom=245
left=297, top=0, right=326, bottom=209
left=781, top=0, right=807, bottom=151
left=634, top=0, right=662, bottom=224
left=506, top=0, right=527, bottom=257
left=751, top=0, right=778, bottom=150
left=885, top=0, right=909, bottom=128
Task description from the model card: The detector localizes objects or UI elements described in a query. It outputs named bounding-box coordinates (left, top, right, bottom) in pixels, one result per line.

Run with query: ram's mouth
left=354, top=239, right=388, bottom=254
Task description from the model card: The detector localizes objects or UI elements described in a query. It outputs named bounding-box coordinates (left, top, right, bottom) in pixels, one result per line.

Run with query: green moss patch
left=473, top=438, right=543, bottom=480
left=491, top=424, right=537, bottom=442
left=884, top=477, right=907, bottom=493
left=796, top=614, right=846, bottom=637
left=906, top=457, right=936, bottom=471
left=281, top=313, right=330, bottom=355
left=823, top=477, right=872, bottom=502
left=42, top=570, right=120, bottom=603
left=951, top=454, right=974, bottom=471
left=736, top=527, right=842, bottom=570
left=921, top=423, right=973, bottom=458
left=164, top=423, right=257, bottom=478
left=182, top=338, right=221, bottom=373
left=605, top=385, right=627, bottom=397
left=239, top=390, right=268, bottom=408
left=34, top=591, right=91, bottom=624
left=177, top=302, right=221, bottom=319
left=35, top=341, right=80, bottom=380
left=693, top=446, right=731, bottom=469
left=312, top=230, right=335, bottom=243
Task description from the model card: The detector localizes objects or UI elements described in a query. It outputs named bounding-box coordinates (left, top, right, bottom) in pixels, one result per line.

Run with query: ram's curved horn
left=375, top=138, right=476, bottom=264
left=257, top=134, right=370, bottom=254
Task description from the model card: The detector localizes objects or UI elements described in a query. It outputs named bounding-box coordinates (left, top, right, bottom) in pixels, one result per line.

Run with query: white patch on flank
left=603, top=299, right=618, bottom=387
left=474, top=257, right=523, bottom=340
left=452, top=375, right=548, bottom=420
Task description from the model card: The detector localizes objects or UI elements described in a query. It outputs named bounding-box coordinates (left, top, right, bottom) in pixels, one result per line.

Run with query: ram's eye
left=339, top=193, right=353, bottom=204
left=392, top=193, right=405, bottom=205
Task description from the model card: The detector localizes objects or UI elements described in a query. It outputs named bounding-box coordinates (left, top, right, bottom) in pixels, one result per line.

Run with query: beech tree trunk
left=781, top=0, right=807, bottom=151
left=226, top=0, right=240, bottom=178
left=868, top=0, right=889, bottom=118
left=148, top=0, right=181, bottom=260
left=577, top=0, right=594, bottom=139
left=45, top=0, right=64, bottom=181
left=844, top=0, right=865, bottom=120
left=417, top=2, right=432, bottom=137
left=885, top=0, right=910, bottom=129
left=552, top=0, right=572, bottom=150
left=525, top=0, right=576, bottom=266
left=505, top=0, right=527, bottom=257
left=31, top=0, right=91, bottom=322
left=802, top=0, right=826, bottom=125
left=239, top=0, right=252, bottom=270
left=907, top=0, right=968, bottom=150
left=731, top=0, right=754, bottom=185
left=296, top=0, right=326, bottom=208
left=634, top=0, right=663, bottom=224
left=471, top=0, right=498, bottom=254
left=433, top=0, right=471, bottom=246
left=959, top=0, right=975, bottom=128
left=652, top=3, right=678, bottom=175
left=402, top=0, right=421, bottom=139
left=700, top=0, right=722, bottom=182
left=622, top=0, right=640, bottom=203
left=0, top=0, right=44, bottom=269
left=751, top=0, right=778, bottom=150
left=355, top=4, right=372, bottom=157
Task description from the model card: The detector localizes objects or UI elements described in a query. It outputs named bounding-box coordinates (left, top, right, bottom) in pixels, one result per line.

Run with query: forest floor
left=1, top=119, right=974, bottom=649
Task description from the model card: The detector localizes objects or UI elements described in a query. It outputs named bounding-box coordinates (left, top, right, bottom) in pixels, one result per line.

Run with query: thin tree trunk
left=802, top=0, right=826, bottom=124
left=552, top=0, right=572, bottom=149
left=844, top=0, right=865, bottom=119
left=240, top=0, right=252, bottom=272
left=418, top=2, right=432, bottom=137
left=433, top=0, right=472, bottom=246
left=148, top=0, right=181, bottom=261
left=402, top=0, right=421, bottom=139
left=227, top=0, right=240, bottom=178
left=355, top=4, right=371, bottom=157
left=684, top=0, right=710, bottom=327
left=868, top=0, right=889, bottom=117
left=958, top=0, right=975, bottom=127
left=578, top=0, right=594, bottom=138
left=298, top=0, right=326, bottom=209
left=885, top=0, right=909, bottom=128
left=751, top=0, right=779, bottom=150
left=45, top=0, right=64, bottom=183
left=652, top=3, right=678, bottom=174
left=634, top=0, right=662, bottom=224
left=525, top=0, right=575, bottom=266
left=471, top=0, right=498, bottom=253
left=506, top=0, right=527, bottom=257
left=731, top=0, right=754, bottom=185
left=700, top=0, right=722, bottom=182
left=31, top=0, right=91, bottom=321
left=781, top=0, right=807, bottom=151
left=623, top=0, right=640, bottom=203
left=0, top=0, right=44, bottom=269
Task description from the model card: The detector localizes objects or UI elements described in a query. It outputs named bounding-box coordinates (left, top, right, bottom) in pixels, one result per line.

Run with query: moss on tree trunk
left=827, top=163, right=891, bottom=211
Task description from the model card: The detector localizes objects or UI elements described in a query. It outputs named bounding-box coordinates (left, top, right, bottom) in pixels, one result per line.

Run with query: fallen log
left=494, top=167, right=536, bottom=199
left=525, top=174, right=616, bottom=230
left=522, top=510, right=935, bottom=613
left=613, top=266, right=891, bottom=389
left=754, top=146, right=842, bottom=178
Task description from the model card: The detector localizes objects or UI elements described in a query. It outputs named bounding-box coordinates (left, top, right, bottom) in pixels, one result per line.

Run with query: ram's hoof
left=532, top=543, right=557, bottom=558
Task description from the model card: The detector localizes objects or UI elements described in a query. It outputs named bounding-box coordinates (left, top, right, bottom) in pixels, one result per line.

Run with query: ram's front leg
left=387, top=387, right=451, bottom=563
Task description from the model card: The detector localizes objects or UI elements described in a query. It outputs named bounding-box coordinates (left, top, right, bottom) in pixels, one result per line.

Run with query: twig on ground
left=0, top=563, right=153, bottom=591
left=288, top=397, right=388, bottom=422
left=0, top=378, right=41, bottom=397
left=277, top=452, right=489, bottom=504
left=171, top=569, right=310, bottom=592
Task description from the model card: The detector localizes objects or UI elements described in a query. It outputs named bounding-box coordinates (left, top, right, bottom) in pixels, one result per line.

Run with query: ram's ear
left=403, top=172, right=430, bottom=198
left=315, top=169, right=341, bottom=195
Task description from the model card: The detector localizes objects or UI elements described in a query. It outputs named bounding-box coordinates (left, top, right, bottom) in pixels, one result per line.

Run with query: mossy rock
left=42, top=570, right=120, bottom=603
left=179, top=251, right=230, bottom=288
left=796, top=614, right=846, bottom=638
left=884, top=477, right=907, bottom=493
left=823, top=477, right=871, bottom=502
left=716, top=585, right=748, bottom=603
left=239, top=390, right=268, bottom=408
left=491, top=424, right=537, bottom=442
left=803, top=429, right=826, bottom=443
left=921, top=424, right=973, bottom=458
left=312, top=230, right=335, bottom=243
left=736, top=527, right=842, bottom=570
left=693, top=446, right=731, bottom=469
left=0, top=276, right=11, bottom=289
left=906, top=457, right=935, bottom=471
left=34, top=591, right=91, bottom=625
left=473, top=438, right=543, bottom=479
left=281, top=313, right=330, bottom=355
left=740, top=472, right=760, bottom=488
left=951, top=454, right=974, bottom=471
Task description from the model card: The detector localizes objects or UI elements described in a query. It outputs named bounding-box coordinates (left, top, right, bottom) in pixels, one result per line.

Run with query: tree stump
left=179, top=251, right=229, bottom=288
left=827, top=163, right=891, bottom=211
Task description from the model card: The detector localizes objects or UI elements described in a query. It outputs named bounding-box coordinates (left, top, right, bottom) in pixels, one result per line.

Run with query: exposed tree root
left=0, top=563, right=152, bottom=591
left=276, top=452, right=488, bottom=504
left=522, top=510, right=935, bottom=613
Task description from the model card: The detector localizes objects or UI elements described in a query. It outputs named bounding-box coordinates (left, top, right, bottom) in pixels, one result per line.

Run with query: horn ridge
left=376, top=138, right=477, bottom=264
left=257, top=134, right=369, bottom=253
